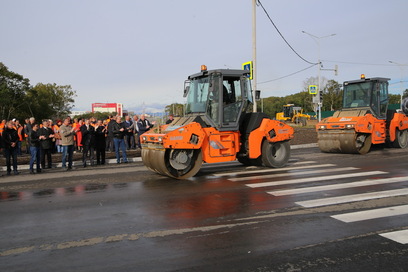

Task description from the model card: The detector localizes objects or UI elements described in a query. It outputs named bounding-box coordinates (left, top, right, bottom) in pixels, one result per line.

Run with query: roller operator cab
left=141, top=66, right=294, bottom=179
left=317, top=75, right=408, bottom=154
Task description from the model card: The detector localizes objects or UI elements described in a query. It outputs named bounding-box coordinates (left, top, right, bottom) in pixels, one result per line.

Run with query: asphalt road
left=0, top=145, right=407, bottom=271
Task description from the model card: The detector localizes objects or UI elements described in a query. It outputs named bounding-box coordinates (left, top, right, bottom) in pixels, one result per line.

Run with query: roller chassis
left=316, top=76, right=408, bottom=154
left=141, top=119, right=294, bottom=179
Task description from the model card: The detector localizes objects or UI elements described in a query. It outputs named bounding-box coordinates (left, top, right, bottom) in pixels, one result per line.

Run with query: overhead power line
left=323, top=60, right=408, bottom=67
left=258, top=63, right=318, bottom=84
left=257, top=0, right=317, bottom=65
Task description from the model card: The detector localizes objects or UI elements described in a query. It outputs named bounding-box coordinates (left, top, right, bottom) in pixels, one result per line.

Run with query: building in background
left=92, top=103, right=123, bottom=117
left=70, top=110, right=89, bottom=117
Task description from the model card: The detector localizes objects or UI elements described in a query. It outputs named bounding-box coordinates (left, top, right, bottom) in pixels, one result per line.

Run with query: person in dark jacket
left=2, top=121, right=19, bottom=175
left=106, top=116, right=115, bottom=152
left=95, top=120, right=107, bottom=165
left=137, top=114, right=156, bottom=135
left=28, top=123, right=41, bottom=174
left=39, top=120, right=55, bottom=169
left=80, top=119, right=95, bottom=167
left=165, top=114, right=174, bottom=124
left=24, top=117, right=35, bottom=154
left=123, top=115, right=133, bottom=150
left=112, top=116, right=128, bottom=164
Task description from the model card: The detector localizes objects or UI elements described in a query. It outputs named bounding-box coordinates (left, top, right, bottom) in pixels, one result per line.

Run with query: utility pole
left=252, top=0, right=257, bottom=112
left=302, top=31, right=336, bottom=122
left=389, top=60, right=407, bottom=106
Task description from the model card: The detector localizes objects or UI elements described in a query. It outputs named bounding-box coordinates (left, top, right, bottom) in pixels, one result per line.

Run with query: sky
left=1, top=0, right=407, bottom=113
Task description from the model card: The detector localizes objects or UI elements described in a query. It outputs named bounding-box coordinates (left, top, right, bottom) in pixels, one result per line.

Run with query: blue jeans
left=113, top=138, right=128, bottom=163
left=17, top=141, right=22, bottom=155
left=29, top=146, right=41, bottom=170
left=62, top=145, right=74, bottom=168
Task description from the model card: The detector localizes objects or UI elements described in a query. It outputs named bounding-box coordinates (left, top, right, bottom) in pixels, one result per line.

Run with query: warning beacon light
left=201, top=65, right=207, bottom=72
left=361, top=74, right=366, bottom=79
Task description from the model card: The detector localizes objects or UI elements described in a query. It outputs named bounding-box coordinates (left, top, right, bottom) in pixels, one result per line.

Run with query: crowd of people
left=0, top=114, right=160, bottom=176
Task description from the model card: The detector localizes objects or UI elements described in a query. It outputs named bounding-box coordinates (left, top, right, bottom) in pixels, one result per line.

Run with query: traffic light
left=319, top=90, right=323, bottom=102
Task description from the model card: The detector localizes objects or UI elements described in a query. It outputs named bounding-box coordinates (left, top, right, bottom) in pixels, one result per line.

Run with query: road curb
left=1, top=143, right=317, bottom=172
left=0, top=157, right=143, bottom=172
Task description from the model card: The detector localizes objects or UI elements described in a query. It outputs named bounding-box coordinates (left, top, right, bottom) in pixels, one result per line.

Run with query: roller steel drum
left=317, top=130, right=372, bottom=154
left=142, top=148, right=203, bottom=179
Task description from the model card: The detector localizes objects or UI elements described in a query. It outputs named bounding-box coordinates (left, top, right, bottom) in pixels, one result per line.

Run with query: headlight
left=319, top=125, right=326, bottom=130
left=345, top=124, right=354, bottom=129
left=142, top=136, right=147, bottom=141
left=158, top=136, right=163, bottom=142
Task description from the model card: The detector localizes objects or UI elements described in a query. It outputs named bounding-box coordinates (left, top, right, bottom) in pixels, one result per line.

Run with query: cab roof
left=344, top=77, right=390, bottom=85
left=188, top=69, right=250, bottom=80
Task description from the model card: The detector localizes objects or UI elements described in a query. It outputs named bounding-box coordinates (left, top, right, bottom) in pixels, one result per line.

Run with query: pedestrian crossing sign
left=309, top=85, right=318, bottom=95
left=242, top=61, right=253, bottom=80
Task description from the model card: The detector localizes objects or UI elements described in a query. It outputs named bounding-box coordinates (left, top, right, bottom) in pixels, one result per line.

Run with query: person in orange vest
left=53, top=120, right=63, bottom=153
left=0, top=119, right=6, bottom=136
left=75, top=119, right=84, bottom=152
left=15, top=119, right=24, bottom=156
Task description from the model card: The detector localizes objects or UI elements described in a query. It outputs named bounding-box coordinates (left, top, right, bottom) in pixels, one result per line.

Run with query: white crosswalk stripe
left=268, top=176, right=408, bottom=196
left=220, top=161, right=408, bottom=244
left=296, top=188, right=408, bottom=208
left=331, top=204, right=408, bottom=223
left=214, top=162, right=332, bottom=177
left=379, top=229, right=408, bottom=244
left=231, top=167, right=357, bottom=183
left=246, top=171, right=386, bottom=188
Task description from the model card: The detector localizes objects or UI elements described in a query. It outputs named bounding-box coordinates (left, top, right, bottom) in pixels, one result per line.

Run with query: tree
left=323, top=80, right=343, bottom=111
left=388, top=94, right=401, bottom=105
left=262, top=96, right=285, bottom=118
left=27, top=83, right=76, bottom=120
left=74, top=111, right=110, bottom=121
left=0, top=62, right=31, bottom=120
left=165, top=103, right=184, bottom=116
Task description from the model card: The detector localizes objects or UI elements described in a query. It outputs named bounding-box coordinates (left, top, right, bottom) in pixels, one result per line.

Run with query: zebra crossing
left=217, top=160, right=408, bottom=244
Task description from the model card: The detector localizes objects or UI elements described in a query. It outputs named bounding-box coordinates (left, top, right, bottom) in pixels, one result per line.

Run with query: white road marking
left=379, top=229, right=408, bottom=244
left=246, top=171, right=387, bottom=188
left=268, top=176, right=408, bottom=196
left=289, top=161, right=317, bottom=165
left=331, top=204, right=408, bottom=223
left=230, top=167, right=357, bottom=183
left=213, top=163, right=334, bottom=177
left=296, top=188, right=408, bottom=208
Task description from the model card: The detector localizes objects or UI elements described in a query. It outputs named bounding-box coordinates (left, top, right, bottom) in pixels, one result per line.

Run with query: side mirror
left=255, top=90, right=261, bottom=101
left=183, top=80, right=190, bottom=97
left=183, top=86, right=190, bottom=98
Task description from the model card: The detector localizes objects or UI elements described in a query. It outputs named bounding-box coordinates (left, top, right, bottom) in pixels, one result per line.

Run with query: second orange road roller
left=140, top=65, right=294, bottom=179
left=317, top=75, right=408, bottom=154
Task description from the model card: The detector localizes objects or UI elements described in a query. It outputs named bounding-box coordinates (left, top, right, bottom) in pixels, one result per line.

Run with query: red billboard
left=92, top=103, right=123, bottom=117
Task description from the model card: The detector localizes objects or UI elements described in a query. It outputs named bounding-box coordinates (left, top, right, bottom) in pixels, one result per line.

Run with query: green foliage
left=165, top=103, right=184, bottom=116
left=0, top=62, right=31, bottom=120
left=28, top=83, right=76, bottom=120
left=0, top=62, right=77, bottom=122
left=388, top=94, right=401, bottom=104
left=74, top=111, right=111, bottom=121
left=322, top=79, right=343, bottom=111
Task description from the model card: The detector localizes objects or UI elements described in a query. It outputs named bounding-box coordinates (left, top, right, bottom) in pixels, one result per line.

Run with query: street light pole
left=252, top=0, right=257, bottom=112
left=389, top=60, right=407, bottom=106
left=302, top=31, right=336, bottom=122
